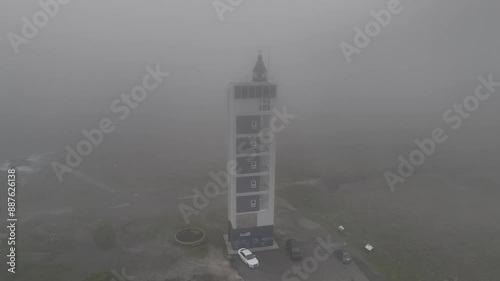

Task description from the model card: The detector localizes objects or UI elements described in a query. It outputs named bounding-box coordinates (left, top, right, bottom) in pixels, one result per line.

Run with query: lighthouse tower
left=226, top=54, right=278, bottom=250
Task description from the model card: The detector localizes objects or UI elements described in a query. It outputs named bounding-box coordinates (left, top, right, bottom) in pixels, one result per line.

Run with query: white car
left=237, top=248, right=259, bottom=268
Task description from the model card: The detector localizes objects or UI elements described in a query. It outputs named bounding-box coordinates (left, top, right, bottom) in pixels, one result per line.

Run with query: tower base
left=223, top=234, right=279, bottom=255
left=227, top=221, right=275, bottom=250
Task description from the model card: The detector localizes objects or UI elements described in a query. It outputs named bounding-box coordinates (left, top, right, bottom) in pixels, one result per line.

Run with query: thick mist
left=0, top=1, right=499, bottom=281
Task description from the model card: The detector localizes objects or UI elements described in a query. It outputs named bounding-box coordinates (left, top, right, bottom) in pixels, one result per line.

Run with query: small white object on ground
left=338, top=225, right=345, bottom=231
left=365, top=244, right=373, bottom=251
left=109, top=203, right=130, bottom=209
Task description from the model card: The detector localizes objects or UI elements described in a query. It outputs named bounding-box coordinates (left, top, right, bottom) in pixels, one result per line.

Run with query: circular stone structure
left=174, top=227, right=205, bottom=246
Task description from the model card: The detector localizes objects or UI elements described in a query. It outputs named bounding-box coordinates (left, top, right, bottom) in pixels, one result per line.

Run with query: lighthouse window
left=250, top=200, right=257, bottom=208
left=251, top=120, right=257, bottom=129
left=249, top=86, right=256, bottom=98
left=251, top=180, right=257, bottom=188
left=259, top=99, right=270, bottom=111
left=263, top=85, right=269, bottom=97
left=250, top=140, right=257, bottom=148
left=242, top=86, right=248, bottom=98
left=256, top=85, right=262, bottom=96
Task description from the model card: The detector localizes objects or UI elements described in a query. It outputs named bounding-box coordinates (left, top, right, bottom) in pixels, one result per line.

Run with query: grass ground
left=79, top=271, right=114, bottom=281
left=6, top=260, right=72, bottom=281
left=277, top=173, right=500, bottom=281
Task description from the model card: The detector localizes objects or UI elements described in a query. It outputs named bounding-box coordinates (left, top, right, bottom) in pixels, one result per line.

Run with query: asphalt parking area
left=234, top=238, right=370, bottom=281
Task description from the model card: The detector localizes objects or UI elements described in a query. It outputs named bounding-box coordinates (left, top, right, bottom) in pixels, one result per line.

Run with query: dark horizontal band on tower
left=234, top=85, right=277, bottom=99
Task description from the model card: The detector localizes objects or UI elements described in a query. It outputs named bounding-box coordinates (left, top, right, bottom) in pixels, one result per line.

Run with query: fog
left=1, top=1, right=499, bottom=154
left=0, top=1, right=499, bottom=281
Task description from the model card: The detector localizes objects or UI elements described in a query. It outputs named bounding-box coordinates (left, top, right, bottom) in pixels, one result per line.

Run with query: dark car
left=334, top=249, right=352, bottom=264
left=286, top=239, right=303, bottom=260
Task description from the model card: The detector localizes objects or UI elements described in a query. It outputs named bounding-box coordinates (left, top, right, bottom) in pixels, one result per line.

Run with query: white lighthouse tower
left=225, top=53, right=278, bottom=251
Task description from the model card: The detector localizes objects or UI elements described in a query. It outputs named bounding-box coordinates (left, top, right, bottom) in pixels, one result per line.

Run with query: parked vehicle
left=286, top=239, right=303, bottom=260
left=334, top=249, right=352, bottom=264
left=237, top=248, right=259, bottom=268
